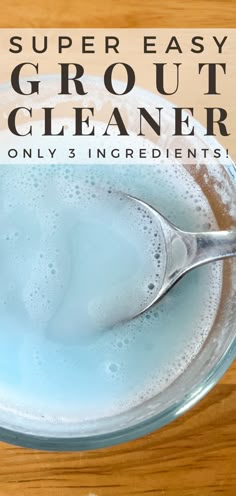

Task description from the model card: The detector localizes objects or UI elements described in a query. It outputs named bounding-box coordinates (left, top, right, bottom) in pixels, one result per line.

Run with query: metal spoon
left=125, top=194, right=236, bottom=320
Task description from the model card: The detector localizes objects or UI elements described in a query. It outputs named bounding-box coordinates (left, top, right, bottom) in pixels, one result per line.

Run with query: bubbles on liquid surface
left=0, top=162, right=224, bottom=425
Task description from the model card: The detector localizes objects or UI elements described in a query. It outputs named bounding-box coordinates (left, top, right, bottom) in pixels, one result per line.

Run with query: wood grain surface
left=1, top=0, right=236, bottom=27
left=0, top=1, right=236, bottom=495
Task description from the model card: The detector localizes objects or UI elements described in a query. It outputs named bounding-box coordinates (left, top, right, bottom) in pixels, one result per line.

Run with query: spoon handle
left=189, top=230, right=236, bottom=269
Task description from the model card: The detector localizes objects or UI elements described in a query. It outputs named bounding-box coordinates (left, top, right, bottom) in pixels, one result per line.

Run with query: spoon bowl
left=124, top=194, right=236, bottom=320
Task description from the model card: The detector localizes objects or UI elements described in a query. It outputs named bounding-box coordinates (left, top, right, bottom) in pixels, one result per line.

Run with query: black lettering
left=82, top=36, right=95, bottom=53
left=213, top=36, right=227, bottom=54
left=58, top=36, right=72, bottom=53
left=74, top=107, right=95, bottom=135
left=9, top=36, right=22, bottom=53
left=191, top=36, right=204, bottom=53
left=43, top=108, right=64, bottom=136
left=166, top=36, right=182, bottom=53
left=205, top=107, right=230, bottom=136
left=144, top=36, right=156, bottom=54
left=59, top=63, right=87, bottom=95
left=104, top=63, right=135, bottom=95
left=103, top=108, right=129, bottom=135
left=11, top=63, right=40, bottom=95
left=32, top=36, right=48, bottom=54
left=198, top=63, right=226, bottom=95
left=8, top=107, right=32, bottom=136
left=105, top=36, right=119, bottom=53
left=174, top=108, right=194, bottom=136
left=154, top=63, right=181, bottom=95
left=138, top=108, right=162, bottom=136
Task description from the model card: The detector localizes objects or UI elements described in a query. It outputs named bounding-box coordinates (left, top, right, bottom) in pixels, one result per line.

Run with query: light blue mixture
left=0, top=164, right=221, bottom=421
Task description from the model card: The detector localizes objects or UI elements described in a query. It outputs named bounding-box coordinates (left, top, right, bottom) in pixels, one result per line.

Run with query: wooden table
left=0, top=1, right=236, bottom=495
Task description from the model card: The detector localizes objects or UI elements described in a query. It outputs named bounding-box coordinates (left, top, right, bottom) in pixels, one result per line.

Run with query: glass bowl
left=0, top=77, right=235, bottom=450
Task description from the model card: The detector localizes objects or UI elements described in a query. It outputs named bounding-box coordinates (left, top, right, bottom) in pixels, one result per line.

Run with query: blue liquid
left=0, top=164, right=221, bottom=422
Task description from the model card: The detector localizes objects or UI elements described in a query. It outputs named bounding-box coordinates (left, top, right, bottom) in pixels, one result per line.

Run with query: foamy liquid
left=0, top=163, right=222, bottom=425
